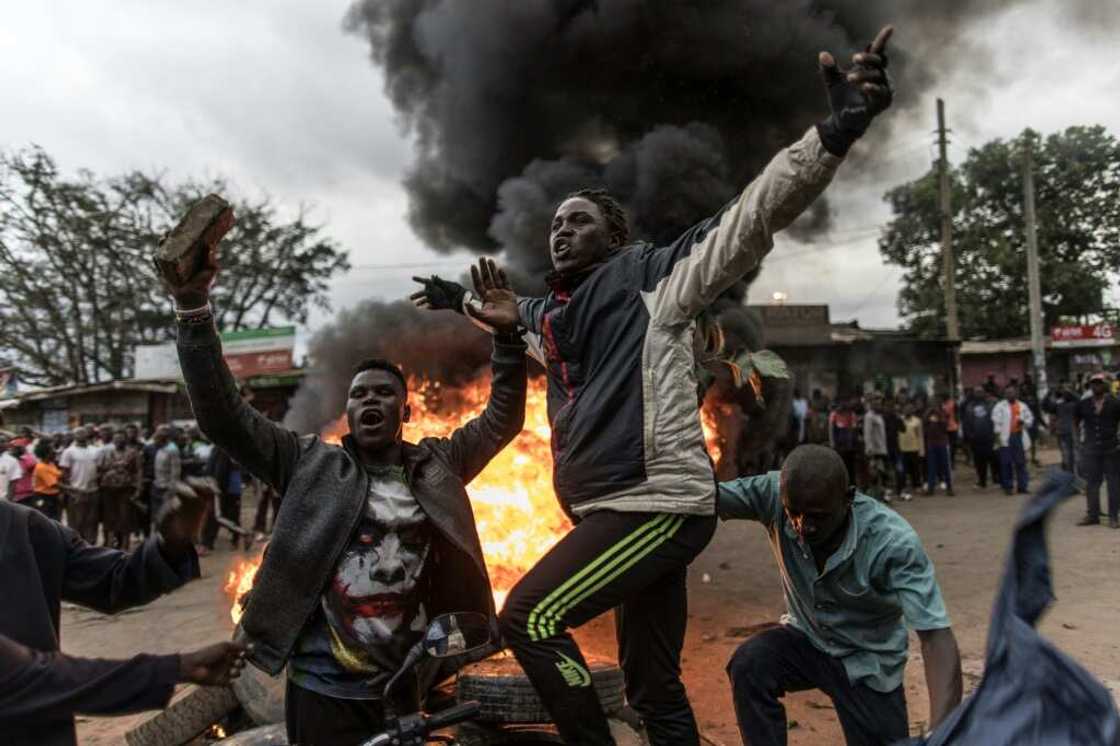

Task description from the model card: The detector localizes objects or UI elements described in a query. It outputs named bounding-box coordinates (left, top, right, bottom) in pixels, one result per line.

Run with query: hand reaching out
left=817, top=25, right=894, bottom=155
left=410, top=274, right=468, bottom=312
left=179, top=640, right=248, bottom=687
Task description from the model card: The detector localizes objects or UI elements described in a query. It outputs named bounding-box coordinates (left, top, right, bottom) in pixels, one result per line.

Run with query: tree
left=0, top=147, right=350, bottom=386
left=880, top=125, right=1120, bottom=340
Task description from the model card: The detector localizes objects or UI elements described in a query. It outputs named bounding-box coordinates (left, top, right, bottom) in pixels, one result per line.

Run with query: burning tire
left=456, top=653, right=625, bottom=724
left=124, top=684, right=239, bottom=746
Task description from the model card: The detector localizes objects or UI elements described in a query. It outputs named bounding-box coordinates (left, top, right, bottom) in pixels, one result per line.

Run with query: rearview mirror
left=422, top=612, right=492, bottom=658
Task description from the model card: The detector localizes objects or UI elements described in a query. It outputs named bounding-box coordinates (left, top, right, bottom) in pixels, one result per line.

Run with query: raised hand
left=154, top=207, right=232, bottom=310
left=817, top=25, right=894, bottom=154
left=466, top=258, right=521, bottom=335
left=410, top=274, right=467, bottom=313
left=178, top=640, right=248, bottom=687
left=156, top=477, right=213, bottom=561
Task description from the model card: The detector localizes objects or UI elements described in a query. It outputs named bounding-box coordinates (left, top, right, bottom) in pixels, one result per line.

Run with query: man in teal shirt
left=719, top=445, right=961, bottom=746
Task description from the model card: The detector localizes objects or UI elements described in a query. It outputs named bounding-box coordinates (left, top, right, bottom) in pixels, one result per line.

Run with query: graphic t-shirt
left=289, top=465, right=432, bottom=699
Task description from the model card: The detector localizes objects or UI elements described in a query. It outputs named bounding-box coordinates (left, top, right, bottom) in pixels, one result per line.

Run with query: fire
left=225, top=555, right=261, bottom=625
left=701, top=404, right=722, bottom=465
left=225, top=374, right=724, bottom=620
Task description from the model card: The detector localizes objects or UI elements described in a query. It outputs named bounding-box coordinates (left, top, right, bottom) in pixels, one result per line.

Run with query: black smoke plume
left=284, top=300, right=492, bottom=433
left=343, top=0, right=1032, bottom=286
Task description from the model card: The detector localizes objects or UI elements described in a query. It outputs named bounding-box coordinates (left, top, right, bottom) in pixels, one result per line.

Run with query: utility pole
left=937, top=98, right=963, bottom=399
left=1022, top=137, right=1048, bottom=401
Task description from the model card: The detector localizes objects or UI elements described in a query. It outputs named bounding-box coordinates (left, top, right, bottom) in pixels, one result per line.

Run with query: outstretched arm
left=430, top=260, right=529, bottom=483
left=156, top=205, right=303, bottom=494
left=0, top=633, right=246, bottom=721
left=643, top=26, right=894, bottom=326
left=917, top=627, right=963, bottom=729
left=411, top=265, right=548, bottom=365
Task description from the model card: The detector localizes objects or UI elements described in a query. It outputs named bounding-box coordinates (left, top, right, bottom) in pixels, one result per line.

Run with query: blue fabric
left=898, top=471, right=1120, bottom=746
left=999, top=434, right=1029, bottom=492
left=226, top=466, right=242, bottom=497
left=926, top=445, right=952, bottom=492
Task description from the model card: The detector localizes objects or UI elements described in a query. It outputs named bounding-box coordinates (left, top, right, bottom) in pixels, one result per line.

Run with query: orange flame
left=225, top=374, right=724, bottom=620
left=225, top=555, right=262, bottom=625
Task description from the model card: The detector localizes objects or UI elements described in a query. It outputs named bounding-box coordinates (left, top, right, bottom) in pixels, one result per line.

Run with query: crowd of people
left=786, top=370, right=1120, bottom=528
left=0, top=417, right=281, bottom=556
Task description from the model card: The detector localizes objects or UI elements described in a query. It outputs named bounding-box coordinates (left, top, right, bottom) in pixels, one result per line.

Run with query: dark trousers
left=202, top=490, right=243, bottom=548
left=970, top=439, right=996, bottom=487
left=1058, top=433, right=1077, bottom=473
left=253, top=483, right=281, bottom=534
left=27, top=493, right=62, bottom=522
left=726, top=625, right=908, bottom=746
left=999, top=433, right=1029, bottom=493
left=499, top=511, right=716, bottom=746
left=837, top=449, right=857, bottom=487
left=1080, top=449, right=1120, bottom=521
left=926, top=444, right=952, bottom=492
left=900, top=452, right=921, bottom=489
left=889, top=452, right=905, bottom=493
left=285, top=680, right=387, bottom=746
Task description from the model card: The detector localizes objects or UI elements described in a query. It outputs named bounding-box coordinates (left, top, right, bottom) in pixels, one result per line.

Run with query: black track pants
left=499, top=510, right=716, bottom=745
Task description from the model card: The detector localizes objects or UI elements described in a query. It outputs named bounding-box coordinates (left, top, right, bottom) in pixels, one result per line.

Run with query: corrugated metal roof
left=0, top=378, right=182, bottom=408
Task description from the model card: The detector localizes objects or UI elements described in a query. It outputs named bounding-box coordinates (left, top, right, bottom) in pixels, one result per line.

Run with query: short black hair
left=352, top=358, right=408, bottom=392
left=565, top=188, right=630, bottom=247
left=782, top=444, right=850, bottom=501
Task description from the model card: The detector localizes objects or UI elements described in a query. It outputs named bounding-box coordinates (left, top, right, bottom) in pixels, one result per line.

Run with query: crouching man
left=719, top=444, right=962, bottom=746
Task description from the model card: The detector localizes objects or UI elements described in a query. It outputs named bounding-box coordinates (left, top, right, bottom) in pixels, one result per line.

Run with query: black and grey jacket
left=517, top=127, right=843, bottom=518
left=177, top=320, right=527, bottom=675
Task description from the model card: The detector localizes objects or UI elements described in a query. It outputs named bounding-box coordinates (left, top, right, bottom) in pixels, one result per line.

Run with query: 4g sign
left=1050, top=324, right=1115, bottom=348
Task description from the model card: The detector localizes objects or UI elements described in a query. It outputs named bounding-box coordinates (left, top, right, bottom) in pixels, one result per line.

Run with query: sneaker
left=900, top=493, right=913, bottom=502
left=946, top=488, right=955, bottom=497
left=882, top=494, right=894, bottom=504
left=1076, top=515, right=1101, bottom=526
left=1110, top=518, right=1119, bottom=530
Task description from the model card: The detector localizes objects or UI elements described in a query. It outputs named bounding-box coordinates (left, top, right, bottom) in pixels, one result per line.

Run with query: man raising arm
left=414, top=26, right=896, bottom=746
left=160, top=233, right=527, bottom=746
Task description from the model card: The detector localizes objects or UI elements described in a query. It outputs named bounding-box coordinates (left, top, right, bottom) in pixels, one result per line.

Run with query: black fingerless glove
left=816, top=51, right=892, bottom=157
left=419, top=275, right=468, bottom=313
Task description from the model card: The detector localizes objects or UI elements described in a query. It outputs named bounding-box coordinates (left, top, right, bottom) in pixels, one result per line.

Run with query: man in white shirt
left=59, top=427, right=104, bottom=542
left=0, top=435, right=23, bottom=501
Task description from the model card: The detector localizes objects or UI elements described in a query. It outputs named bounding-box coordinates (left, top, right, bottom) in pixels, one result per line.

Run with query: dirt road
left=65, top=452, right=1119, bottom=745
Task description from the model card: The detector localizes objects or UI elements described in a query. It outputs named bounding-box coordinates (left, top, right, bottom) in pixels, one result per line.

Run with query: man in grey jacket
left=415, top=26, right=896, bottom=745
left=160, top=242, right=527, bottom=745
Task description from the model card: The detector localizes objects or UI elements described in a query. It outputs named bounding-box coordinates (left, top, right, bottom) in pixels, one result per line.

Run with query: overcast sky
left=1, top=0, right=1117, bottom=347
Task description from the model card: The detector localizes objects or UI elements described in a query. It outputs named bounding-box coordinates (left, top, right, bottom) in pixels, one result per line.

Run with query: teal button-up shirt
left=718, top=472, right=950, bottom=693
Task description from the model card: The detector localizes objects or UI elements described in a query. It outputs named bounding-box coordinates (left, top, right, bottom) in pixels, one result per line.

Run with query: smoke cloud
left=342, top=0, right=1039, bottom=285
left=284, top=300, right=493, bottom=433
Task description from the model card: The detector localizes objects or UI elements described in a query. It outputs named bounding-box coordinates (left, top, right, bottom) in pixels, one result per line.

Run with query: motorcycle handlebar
left=425, top=701, right=482, bottom=731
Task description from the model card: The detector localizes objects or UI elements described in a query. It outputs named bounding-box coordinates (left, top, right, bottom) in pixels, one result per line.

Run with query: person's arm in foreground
left=158, top=221, right=302, bottom=494
left=917, top=627, right=962, bottom=729
left=59, top=480, right=208, bottom=613
left=438, top=260, right=529, bottom=484
left=0, top=632, right=245, bottom=722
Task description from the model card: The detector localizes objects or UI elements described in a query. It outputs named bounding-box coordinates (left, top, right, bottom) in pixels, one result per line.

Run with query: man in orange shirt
left=29, top=442, right=62, bottom=521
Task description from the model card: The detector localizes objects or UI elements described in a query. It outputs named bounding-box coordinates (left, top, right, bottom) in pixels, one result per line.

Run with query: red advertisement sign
left=1050, top=324, right=1115, bottom=347
left=225, top=350, right=295, bottom=377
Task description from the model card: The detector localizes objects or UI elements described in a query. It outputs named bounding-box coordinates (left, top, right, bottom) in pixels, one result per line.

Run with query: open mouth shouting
left=358, top=408, right=385, bottom=431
